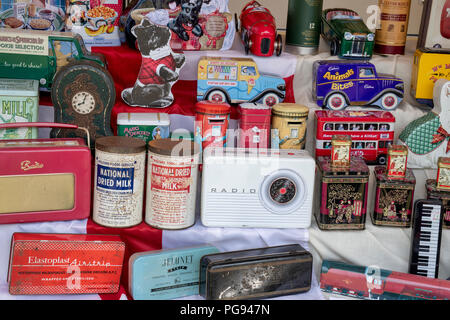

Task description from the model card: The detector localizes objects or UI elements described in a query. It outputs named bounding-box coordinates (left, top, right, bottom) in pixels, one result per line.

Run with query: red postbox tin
left=238, top=103, right=271, bottom=149
left=194, top=101, right=231, bottom=151
left=8, top=233, right=125, bottom=295
left=0, top=122, right=91, bottom=224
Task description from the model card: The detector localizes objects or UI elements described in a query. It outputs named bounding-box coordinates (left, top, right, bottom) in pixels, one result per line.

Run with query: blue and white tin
left=129, top=245, right=219, bottom=300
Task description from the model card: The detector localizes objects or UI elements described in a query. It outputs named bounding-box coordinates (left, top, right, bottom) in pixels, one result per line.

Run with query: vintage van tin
left=0, top=79, right=39, bottom=140
left=372, top=166, right=416, bottom=227
left=117, top=112, right=170, bottom=144
left=237, top=103, right=271, bottom=149
left=387, top=145, right=408, bottom=179
left=8, top=233, right=125, bottom=295
left=271, top=103, right=309, bottom=150
left=331, top=135, right=352, bottom=167
left=199, top=244, right=313, bottom=300
left=145, top=139, right=200, bottom=230
left=93, top=136, right=146, bottom=228
left=194, top=101, right=231, bottom=152
left=129, top=245, right=219, bottom=300
left=426, top=179, right=450, bottom=229
left=437, top=157, right=450, bottom=191
left=315, top=156, right=370, bottom=230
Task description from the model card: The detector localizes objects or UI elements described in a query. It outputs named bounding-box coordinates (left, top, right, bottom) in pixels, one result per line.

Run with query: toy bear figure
left=168, top=0, right=204, bottom=41
left=122, top=18, right=186, bottom=108
left=399, top=79, right=450, bottom=168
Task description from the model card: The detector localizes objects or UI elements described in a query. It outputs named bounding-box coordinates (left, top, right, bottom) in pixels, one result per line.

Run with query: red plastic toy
left=236, top=1, right=282, bottom=57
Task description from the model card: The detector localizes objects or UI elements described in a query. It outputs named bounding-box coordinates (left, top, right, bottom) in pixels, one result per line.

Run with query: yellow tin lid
left=438, top=157, right=450, bottom=168
left=388, top=145, right=408, bottom=156
left=272, top=103, right=309, bottom=117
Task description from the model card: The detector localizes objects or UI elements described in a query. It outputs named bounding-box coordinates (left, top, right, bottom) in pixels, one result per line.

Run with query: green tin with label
left=117, top=112, right=170, bottom=144
left=0, top=79, right=39, bottom=140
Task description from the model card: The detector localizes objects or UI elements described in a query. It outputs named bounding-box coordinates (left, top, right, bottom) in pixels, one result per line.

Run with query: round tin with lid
left=145, top=139, right=201, bottom=230
left=271, top=103, right=309, bottom=149
left=194, top=101, right=231, bottom=151
left=93, top=136, right=146, bottom=228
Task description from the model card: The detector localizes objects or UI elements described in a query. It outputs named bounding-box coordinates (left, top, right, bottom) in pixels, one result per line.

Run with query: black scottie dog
left=167, top=0, right=203, bottom=41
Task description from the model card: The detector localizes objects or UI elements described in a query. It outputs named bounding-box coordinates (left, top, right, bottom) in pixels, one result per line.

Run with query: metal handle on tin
left=0, top=122, right=91, bottom=149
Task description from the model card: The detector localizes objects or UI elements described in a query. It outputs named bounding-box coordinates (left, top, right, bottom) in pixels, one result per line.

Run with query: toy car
left=197, top=56, right=285, bottom=107
left=235, top=1, right=282, bottom=57
left=313, top=60, right=404, bottom=110
left=321, top=8, right=375, bottom=59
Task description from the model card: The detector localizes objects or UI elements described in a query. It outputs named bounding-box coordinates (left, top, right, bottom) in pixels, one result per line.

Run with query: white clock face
left=72, top=91, right=95, bottom=114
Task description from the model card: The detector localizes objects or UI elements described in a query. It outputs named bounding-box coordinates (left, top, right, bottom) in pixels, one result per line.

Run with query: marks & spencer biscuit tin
left=117, top=112, right=170, bottom=144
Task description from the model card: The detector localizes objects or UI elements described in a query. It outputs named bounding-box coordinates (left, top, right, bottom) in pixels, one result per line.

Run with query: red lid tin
left=195, top=101, right=231, bottom=115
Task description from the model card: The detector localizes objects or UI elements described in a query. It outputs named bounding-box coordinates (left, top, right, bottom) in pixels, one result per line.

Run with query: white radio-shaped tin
left=201, top=148, right=316, bottom=228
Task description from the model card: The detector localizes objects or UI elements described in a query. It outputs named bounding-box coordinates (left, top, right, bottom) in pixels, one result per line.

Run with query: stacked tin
left=372, top=145, right=416, bottom=227
left=426, top=157, right=450, bottom=229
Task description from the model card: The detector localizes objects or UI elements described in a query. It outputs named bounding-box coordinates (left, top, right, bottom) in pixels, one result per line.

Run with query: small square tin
left=387, top=145, right=408, bottom=179
left=315, top=156, right=370, bottom=230
left=0, top=79, right=39, bottom=140
left=372, top=166, right=416, bottom=227
left=426, top=179, right=450, bottom=229
left=437, top=157, right=450, bottom=191
left=331, top=135, right=351, bottom=167
left=129, top=245, right=219, bottom=300
left=8, top=233, right=125, bottom=295
left=199, top=244, right=312, bottom=300
left=117, top=112, right=170, bottom=144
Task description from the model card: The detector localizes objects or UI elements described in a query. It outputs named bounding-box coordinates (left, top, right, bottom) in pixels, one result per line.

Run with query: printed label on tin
left=97, top=165, right=134, bottom=192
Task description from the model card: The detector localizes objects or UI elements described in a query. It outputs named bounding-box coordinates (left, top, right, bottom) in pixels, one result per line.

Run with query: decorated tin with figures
left=315, top=135, right=370, bottom=230
left=426, top=157, right=450, bottom=229
left=372, top=145, right=416, bottom=227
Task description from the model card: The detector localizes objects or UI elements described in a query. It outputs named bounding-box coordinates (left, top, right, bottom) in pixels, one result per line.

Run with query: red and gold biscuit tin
left=331, top=135, right=351, bottom=167
left=437, top=157, right=450, bottom=191
left=8, top=233, right=125, bottom=295
left=386, top=145, right=408, bottom=179
left=194, top=101, right=231, bottom=151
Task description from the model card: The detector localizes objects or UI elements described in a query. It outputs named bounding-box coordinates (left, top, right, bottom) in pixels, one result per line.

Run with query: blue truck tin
left=313, top=60, right=404, bottom=111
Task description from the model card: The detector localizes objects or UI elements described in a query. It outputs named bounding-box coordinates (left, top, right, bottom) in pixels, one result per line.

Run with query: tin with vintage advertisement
left=199, top=244, right=313, bottom=300
left=0, top=122, right=91, bottom=224
left=129, top=245, right=219, bottom=300
left=0, top=79, right=39, bottom=140
left=145, top=139, right=200, bottom=230
left=8, top=233, right=125, bottom=295
left=330, top=135, right=352, bottom=167
left=237, top=103, right=271, bottom=149
left=93, top=136, right=146, bottom=228
left=437, top=157, right=450, bottom=191
left=386, top=145, right=408, bottom=179
left=315, top=154, right=370, bottom=230
left=426, top=179, right=450, bottom=229
left=271, top=103, right=309, bottom=150
left=117, top=112, right=170, bottom=144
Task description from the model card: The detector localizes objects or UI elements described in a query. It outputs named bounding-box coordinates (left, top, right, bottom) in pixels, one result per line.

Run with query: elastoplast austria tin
left=93, top=136, right=146, bottom=228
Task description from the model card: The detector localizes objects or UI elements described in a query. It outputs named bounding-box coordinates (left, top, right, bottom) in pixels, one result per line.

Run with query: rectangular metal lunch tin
left=117, top=112, right=170, bottom=144
left=8, top=233, right=125, bottom=295
left=129, top=245, right=219, bottom=300
left=199, top=244, right=313, bottom=300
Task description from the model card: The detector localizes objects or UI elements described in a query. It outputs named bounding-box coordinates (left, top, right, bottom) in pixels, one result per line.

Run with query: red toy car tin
left=8, top=233, right=125, bottom=295
left=238, top=103, right=271, bottom=148
left=0, top=123, right=92, bottom=224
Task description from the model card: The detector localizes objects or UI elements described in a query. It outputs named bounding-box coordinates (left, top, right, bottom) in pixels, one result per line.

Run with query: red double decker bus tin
left=8, top=233, right=125, bottom=295
left=315, top=110, right=395, bottom=164
left=238, top=103, right=271, bottom=149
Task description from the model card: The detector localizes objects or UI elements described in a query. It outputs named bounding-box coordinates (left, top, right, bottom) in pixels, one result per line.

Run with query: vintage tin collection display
left=93, top=136, right=146, bottom=228
left=315, top=136, right=370, bottom=230
left=117, top=112, right=170, bottom=144
left=372, top=146, right=416, bottom=227
left=145, top=139, right=200, bottom=230
left=129, top=246, right=219, bottom=300
left=0, top=79, right=39, bottom=140
left=271, top=103, right=309, bottom=150
left=199, top=244, right=313, bottom=300
left=8, top=233, right=125, bottom=295
left=237, top=103, right=271, bottom=149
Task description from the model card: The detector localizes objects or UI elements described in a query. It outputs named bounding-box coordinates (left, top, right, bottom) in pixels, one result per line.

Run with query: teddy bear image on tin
left=399, top=79, right=450, bottom=168
left=121, top=18, right=186, bottom=108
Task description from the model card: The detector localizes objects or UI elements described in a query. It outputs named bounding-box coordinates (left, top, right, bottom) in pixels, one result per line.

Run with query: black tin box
left=199, top=244, right=312, bottom=300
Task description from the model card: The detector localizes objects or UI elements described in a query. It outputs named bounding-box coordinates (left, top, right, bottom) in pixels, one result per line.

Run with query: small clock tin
left=426, top=179, right=450, bottom=229
left=199, top=244, right=313, bottom=300
left=315, top=156, right=370, bottom=230
left=129, top=245, right=219, bottom=300
left=117, top=112, right=170, bottom=144
left=0, top=79, right=39, bottom=140
left=437, top=157, right=450, bottom=191
left=372, top=166, right=416, bottom=227
left=387, top=145, right=408, bottom=179
left=331, top=135, right=351, bottom=167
